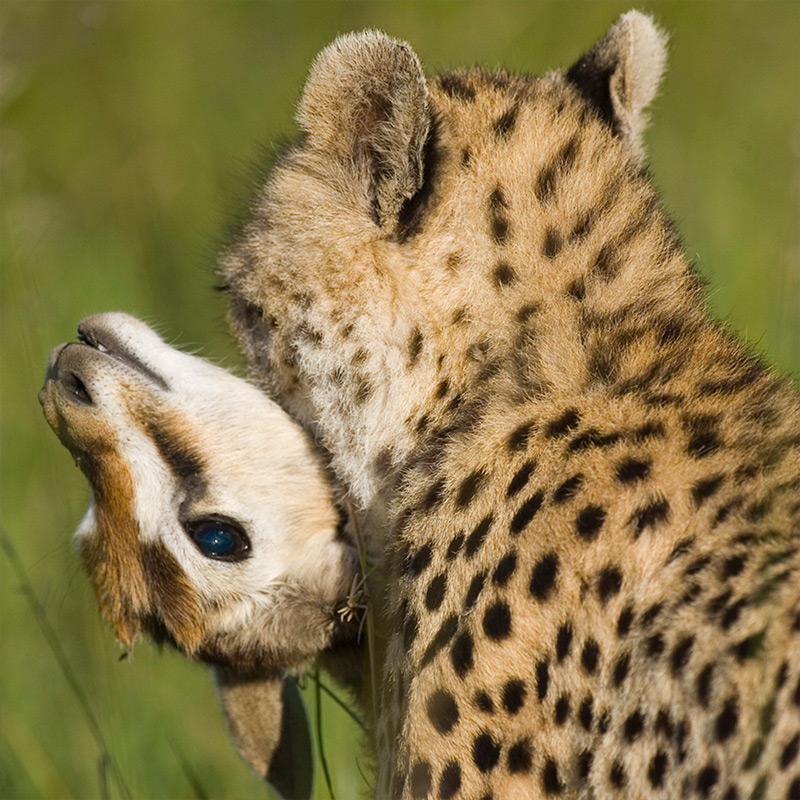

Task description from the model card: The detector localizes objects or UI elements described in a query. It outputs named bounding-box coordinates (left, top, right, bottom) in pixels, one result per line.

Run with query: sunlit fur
left=221, top=12, right=800, bottom=799
left=40, top=312, right=358, bottom=668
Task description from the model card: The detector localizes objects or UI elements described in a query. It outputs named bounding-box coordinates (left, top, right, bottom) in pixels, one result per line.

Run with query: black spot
left=670, top=635, right=695, bottom=677
left=493, top=105, right=518, bottom=138
left=612, top=653, right=630, bottom=686
left=483, top=601, right=512, bottom=641
left=579, top=697, right=594, bottom=731
left=435, top=378, right=450, bottom=400
left=645, top=633, right=664, bottom=659
left=577, top=750, right=594, bottom=780
left=616, top=457, right=651, bottom=483
left=555, top=624, right=573, bottom=661
left=553, top=474, right=583, bottom=504
left=640, top=602, right=664, bottom=628
left=546, top=408, right=580, bottom=438
left=609, top=759, right=626, bottom=788
left=438, top=761, right=462, bottom=799
left=491, top=213, right=511, bottom=245
left=687, top=425, right=724, bottom=459
left=575, top=504, right=606, bottom=541
left=592, top=243, right=620, bottom=281
left=624, top=710, right=645, bottom=741
left=567, top=278, right=586, bottom=301
left=408, top=327, right=424, bottom=366
left=502, top=679, right=527, bottom=714
left=697, top=663, right=714, bottom=707
left=425, top=573, right=447, bottom=612
left=648, top=751, right=668, bottom=788
left=733, top=630, right=765, bottom=661
left=427, top=690, right=459, bottom=734
left=457, top=469, right=486, bottom=509
left=598, top=711, right=610, bottom=735
left=529, top=552, right=560, bottom=601
left=451, top=306, right=467, bottom=326
left=597, top=566, right=623, bottom=603
left=492, top=552, right=518, bottom=587
left=507, top=421, right=535, bottom=452
left=781, top=734, right=800, bottom=769
left=472, top=733, right=501, bottom=772
left=617, top=605, right=634, bottom=637
left=420, top=615, right=458, bottom=668
left=492, top=260, right=517, bottom=287
left=410, top=761, right=432, bottom=799
left=464, top=572, right=486, bottom=609
left=475, top=691, right=494, bottom=713
left=536, top=659, right=550, bottom=700
left=510, top=490, right=545, bottom=535
left=451, top=631, right=474, bottom=678
left=686, top=555, right=712, bottom=576
left=542, top=758, right=563, bottom=794
left=581, top=638, right=600, bottom=674
left=706, top=590, right=732, bottom=618
left=507, top=460, right=536, bottom=497
left=630, top=497, right=670, bottom=536
left=543, top=226, right=563, bottom=258
left=409, top=544, right=433, bottom=576
left=630, top=420, right=666, bottom=442
left=715, top=698, right=739, bottom=742
left=440, top=73, right=475, bottom=101
left=655, top=709, right=674, bottom=738
left=508, top=739, right=533, bottom=773
left=517, top=303, right=540, bottom=323
left=489, top=187, right=507, bottom=209
left=466, top=514, right=493, bottom=557
left=789, top=777, right=800, bottom=800
left=535, top=136, right=579, bottom=204
left=421, top=478, right=446, bottom=512
left=554, top=694, right=570, bottom=725
left=692, top=475, right=724, bottom=506
left=446, top=533, right=464, bottom=560
left=697, top=764, right=719, bottom=797
left=402, top=606, right=419, bottom=648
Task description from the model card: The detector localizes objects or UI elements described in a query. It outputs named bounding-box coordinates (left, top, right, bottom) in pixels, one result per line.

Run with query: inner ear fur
left=296, top=30, right=430, bottom=229
left=566, top=10, right=668, bottom=156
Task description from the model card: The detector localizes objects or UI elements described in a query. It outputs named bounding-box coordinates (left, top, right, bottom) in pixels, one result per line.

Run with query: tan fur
left=221, top=13, right=800, bottom=799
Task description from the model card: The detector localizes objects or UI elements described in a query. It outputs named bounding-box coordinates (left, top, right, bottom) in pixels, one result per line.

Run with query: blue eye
left=186, top=517, right=250, bottom=562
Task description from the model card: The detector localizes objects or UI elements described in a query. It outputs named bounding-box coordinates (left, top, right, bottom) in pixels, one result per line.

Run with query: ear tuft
left=567, top=11, right=668, bottom=155
left=297, top=31, right=430, bottom=227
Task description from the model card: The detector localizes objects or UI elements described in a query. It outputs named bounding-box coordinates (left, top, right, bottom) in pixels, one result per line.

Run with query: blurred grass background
left=1, top=2, right=797, bottom=798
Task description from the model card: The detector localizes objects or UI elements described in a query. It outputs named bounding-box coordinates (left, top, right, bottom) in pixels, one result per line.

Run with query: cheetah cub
left=39, top=312, right=361, bottom=797
left=220, top=10, right=800, bottom=800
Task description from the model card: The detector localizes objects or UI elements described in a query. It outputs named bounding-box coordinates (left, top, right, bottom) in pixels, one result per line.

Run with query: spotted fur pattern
left=221, top=13, right=800, bottom=799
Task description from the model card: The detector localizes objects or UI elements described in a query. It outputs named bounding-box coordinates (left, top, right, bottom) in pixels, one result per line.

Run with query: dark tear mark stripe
left=140, top=540, right=204, bottom=652
left=145, top=419, right=206, bottom=498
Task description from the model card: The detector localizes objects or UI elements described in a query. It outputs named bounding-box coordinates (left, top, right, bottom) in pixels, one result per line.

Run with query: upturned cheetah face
left=39, top=312, right=357, bottom=668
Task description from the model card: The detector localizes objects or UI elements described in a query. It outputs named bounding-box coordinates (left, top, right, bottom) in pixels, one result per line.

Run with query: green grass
left=1, top=2, right=797, bottom=798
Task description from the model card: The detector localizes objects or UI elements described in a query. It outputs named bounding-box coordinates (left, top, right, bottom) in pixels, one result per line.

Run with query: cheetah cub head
left=39, top=312, right=359, bottom=793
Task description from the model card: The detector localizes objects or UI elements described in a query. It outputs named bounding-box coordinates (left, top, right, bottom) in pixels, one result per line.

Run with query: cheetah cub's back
left=221, top=11, right=800, bottom=799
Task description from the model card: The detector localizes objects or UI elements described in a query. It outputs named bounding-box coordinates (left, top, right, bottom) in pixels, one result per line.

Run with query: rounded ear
left=296, top=30, right=430, bottom=228
left=215, top=669, right=313, bottom=799
left=566, top=11, right=668, bottom=156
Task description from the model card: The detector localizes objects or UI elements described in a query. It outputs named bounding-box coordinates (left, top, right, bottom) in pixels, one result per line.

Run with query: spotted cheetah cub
left=39, top=312, right=361, bottom=797
left=220, top=10, right=800, bottom=800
